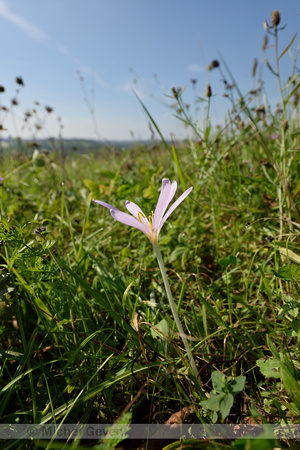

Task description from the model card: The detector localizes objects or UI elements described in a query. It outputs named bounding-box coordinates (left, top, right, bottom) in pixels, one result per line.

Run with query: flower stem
left=152, top=241, right=201, bottom=387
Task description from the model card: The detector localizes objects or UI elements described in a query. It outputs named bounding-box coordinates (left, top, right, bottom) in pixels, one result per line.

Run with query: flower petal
left=93, top=200, right=119, bottom=211
left=110, top=209, right=150, bottom=237
left=152, top=179, right=177, bottom=230
left=93, top=199, right=151, bottom=238
left=159, top=186, right=193, bottom=230
left=125, top=201, right=147, bottom=220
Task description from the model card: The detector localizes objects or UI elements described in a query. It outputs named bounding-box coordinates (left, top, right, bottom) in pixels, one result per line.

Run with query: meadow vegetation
left=0, top=9, right=300, bottom=450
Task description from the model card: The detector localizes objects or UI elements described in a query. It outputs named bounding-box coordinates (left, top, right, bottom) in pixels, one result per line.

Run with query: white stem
left=152, top=241, right=200, bottom=384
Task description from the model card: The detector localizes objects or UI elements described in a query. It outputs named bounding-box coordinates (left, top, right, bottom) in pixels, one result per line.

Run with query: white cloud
left=0, top=0, right=68, bottom=55
left=188, top=64, right=204, bottom=74
left=0, top=0, right=48, bottom=40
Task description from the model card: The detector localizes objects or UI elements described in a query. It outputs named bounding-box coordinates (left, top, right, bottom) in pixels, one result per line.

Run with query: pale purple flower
left=93, top=178, right=192, bottom=244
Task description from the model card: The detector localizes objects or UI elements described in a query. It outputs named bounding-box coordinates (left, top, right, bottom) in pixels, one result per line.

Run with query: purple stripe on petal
left=152, top=179, right=177, bottom=230
left=159, top=186, right=193, bottom=231
left=111, top=209, right=150, bottom=237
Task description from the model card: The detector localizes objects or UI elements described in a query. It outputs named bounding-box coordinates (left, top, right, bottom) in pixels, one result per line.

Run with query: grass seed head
left=262, top=34, right=268, bottom=52
left=252, top=58, right=258, bottom=77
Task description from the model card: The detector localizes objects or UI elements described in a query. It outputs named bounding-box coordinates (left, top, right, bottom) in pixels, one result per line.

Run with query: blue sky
left=0, top=0, right=299, bottom=141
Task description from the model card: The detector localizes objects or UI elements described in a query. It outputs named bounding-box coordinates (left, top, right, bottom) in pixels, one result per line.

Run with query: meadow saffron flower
left=93, top=178, right=192, bottom=244
left=93, top=178, right=201, bottom=386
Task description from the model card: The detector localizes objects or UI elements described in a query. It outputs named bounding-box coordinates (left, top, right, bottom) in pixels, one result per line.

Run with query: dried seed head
left=211, top=60, right=219, bottom=69
left=206, top=84, right=212, bottom=98
left=11, top=98, right=18, bottom=106
left=45, top=106, right=53, bottom=113
left=191, top=79, right=197, bottom=85
left=263, top=21, right=269, bottom=32
left=271, top=10, right=280, bottom=28
left=262, top=34, right=268, bottom=52
left=15, top=76, right=24, bottom=86
left=252, top=58, right=258, bottom=77
left=171, top=87, right=178, bottom=99
left=0, top=86, right=5, bottom=93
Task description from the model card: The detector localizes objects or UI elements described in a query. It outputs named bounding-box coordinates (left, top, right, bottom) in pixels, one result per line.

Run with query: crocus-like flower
left=93, top=178, right=192, bottom=244
left=93, top=178, right=200, bottom=387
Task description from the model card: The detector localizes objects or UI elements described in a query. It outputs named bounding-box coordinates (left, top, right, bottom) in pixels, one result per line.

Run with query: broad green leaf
left=274, top=264, right=293, bottom=281
left=292, top=318, right=300, bottom=335
left=278, top=299, right=299, bottom=319
left=230, top=375, right=246, bottom=394
left=219, top=393, right=234, bottom=420
left=280, top=363, right=300, bottom=413
left=211, top=371, right=226, bottom=392
left=257, top=358, right=281, bottom=378
left=204, top=392, right=224, bottom=411
left=151, top=318, right=170, bottom=340
left=219, top=257, right=230, bottom=268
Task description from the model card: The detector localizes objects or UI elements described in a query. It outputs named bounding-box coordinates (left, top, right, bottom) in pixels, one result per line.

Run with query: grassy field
left=0, top=11, right=300, bottom=450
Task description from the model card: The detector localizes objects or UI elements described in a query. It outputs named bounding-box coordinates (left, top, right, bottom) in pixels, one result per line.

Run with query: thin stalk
left=152, top=241, right=200, bottom=386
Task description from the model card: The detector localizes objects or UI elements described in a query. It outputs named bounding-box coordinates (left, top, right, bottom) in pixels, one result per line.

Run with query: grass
left=0, top=9, right=300, bottom=450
